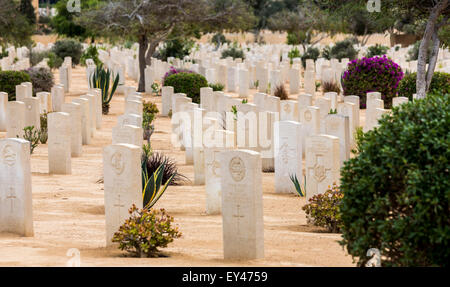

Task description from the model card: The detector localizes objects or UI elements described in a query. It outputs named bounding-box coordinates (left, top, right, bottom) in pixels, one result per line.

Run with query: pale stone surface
left=192, top=110, right=208, bottom=185
left=259, top=111, right=276, bottom=172
left=51, top=85, right=65, bottom=112
left=80, top=94, right=97, bottom=136
left=365, top=98, right=384, bottom=132
left=103, top=144, right=142, bottom=246
left=62, top=103, right=83, bottom=157
left=6, top=101, right=26, bottom=138
left=22, top=82, right=32, bottom=98
left=324, top=92, right=338, bottom=110
left=297, top=94, right=313, bottom=119
left=392, top=97, right=409, bottom=107
left=227, top=66, right=237, bottom=92
left=36, top=92, right=50, bottom=114
left=89, top=88, right=102, bottom=129
left=316, top=97, right=331, bottom=133
left=219, top=149, right=264, bottom=260
left=0, top=138, right=33, bottom=237
left=22, top=98, right=41, bottom=131
left=274, top=121, right=302, bottom=194
left=112, top=124, right=143, bottom=147
left=256, top=66, right=268, bottom=93
left=162, top=86, right=174, bottom=116
left=280, top=100, right=298, bottom=121
left=344, top=96, right=360, bottom=127
left=48, top=112, right=71, bottom=174
left=200, top=87, right=214, bottom=112
left=265, top=95, right=280, bottom=114
left=253, top=92, right=268, bottom=111
left=305, top=135, right=340, bottom=200
left=289, top=67, right=300, bottom=94
left=0, top=92, right=7, bottom=131
left=269, top=69, right=281, bottom=96
left=117, top=113, right=142, bottom=128
left=125, top=100, right=143, bottom=117
left=15, top=84, right=28, bottom=102
left=239, top=69, right=249, bottom=98
left=325, top=114, right=350, bottom=165
left=72, top=98, right=92, bottom=145
left=204, top=129, right=234, bottom=214
left=304, top=70, right=316, bottom=97
left=337, top=101, right=357, bottom=148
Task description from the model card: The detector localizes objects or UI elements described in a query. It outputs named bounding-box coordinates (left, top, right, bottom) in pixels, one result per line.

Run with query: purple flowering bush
left=342, top=56, right=404, bottom=109
left=162, top=66, right=194, bottom=86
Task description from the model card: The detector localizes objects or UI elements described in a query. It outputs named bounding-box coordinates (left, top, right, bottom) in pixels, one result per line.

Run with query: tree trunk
left=416, top=0, right=448, bottom=99
left=426, top=28, right=440, bottom=91
left=138, top=34, right=148, bottom=93
left=145, top=40, right=158, bottom=66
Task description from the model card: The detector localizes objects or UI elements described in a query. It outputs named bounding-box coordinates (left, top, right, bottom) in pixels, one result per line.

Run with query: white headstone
left=219, top=149, right=264, bottom=260
left=62, top=103, right=83, bottom=157
left=72, top=98, right=92, bottom=145
left=325, top=114, right=350, bottom=165
left=103, top=144, right=142, bottom=246
left=162, top=86, right=174, bottom=116
left=0, top=92, right=7, bottom=131
left=274, top=121, right=302, bottom=194
left=0, top=138, right=33, bottom=236
left=6, top=101, right=26, bottom=138
left=48, top=112, right=71, bottom=174
left=112, top=124, right=143, bottom=147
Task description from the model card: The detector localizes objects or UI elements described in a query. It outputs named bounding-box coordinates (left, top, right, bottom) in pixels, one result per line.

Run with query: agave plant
left=142, top=162, right=175, bottom=210
left=90, top=65, right=119, bottom=115
left=290, top=174, right=306, bottom=197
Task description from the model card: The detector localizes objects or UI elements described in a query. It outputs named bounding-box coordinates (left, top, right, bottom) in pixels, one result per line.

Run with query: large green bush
left=323, top=39, right=358, bottom=61
left=0, top=70, right=31, bottom=101
left=342, top=56, right=404, bottom=109
left=155, top=39, right=194, bottom=61
left=80, top=45, right=101, bottom=67
left=397, top=72, right=450, bottom=101
left=51, top=39, right=83, bottom=66
left=25, top=67, right=54, bottom=96
left=164, top=72, right=208, bottom=104
left=221, top=46, right=245, bottom=60
left=340, top=94, right=450, bottom=267
left=365, top=44, right=389, bottom=58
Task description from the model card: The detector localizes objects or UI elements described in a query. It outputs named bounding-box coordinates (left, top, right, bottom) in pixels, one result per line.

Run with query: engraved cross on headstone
left=6, top=187, right=17, bottom=213
left=232, top=203, right=245, bottom=236
left=114, top=194, right=125, bottom=223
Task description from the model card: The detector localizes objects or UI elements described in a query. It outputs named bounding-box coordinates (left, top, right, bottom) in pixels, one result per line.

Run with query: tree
left=51, top=0, right=100, bottom=41
left=0, top=0, right=34, bottom=47
left=18, top=0, right=37, bottom=26
left=80, top=0, right=254, bottom=92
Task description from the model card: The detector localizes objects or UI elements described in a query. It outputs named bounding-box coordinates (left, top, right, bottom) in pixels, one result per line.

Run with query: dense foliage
left=301, top=47, right=320, bottom=68
left=302, top=184, right=343, bottom=233
left=163, top=72, right=208, bottom=104
left=0, top=71, right=31, bottom=101
left=342, top=56, right=404, bottom=108
left=142, top=151, right=187, bottom=186
left=80, top=45, right=101, bottom=67
left=155, top=39, right=194, bottom=61
left=398, top=72, right=450, bottom=101
left=274, top=84, right=288, bottom=100
left=365, top=44, right=389, bottom=58
left=112, top=204, right=181, bottom=258
left=162, top=67, right=195, bottom=85
left=25, top=67, right=54, bottom=96
left=340, top=94, right=450, bottom=267
left=221, top=46, right=245, bottom=60
left=51, top=39, right=83, bottom=66
left=323, top=39, right=358, bottom=61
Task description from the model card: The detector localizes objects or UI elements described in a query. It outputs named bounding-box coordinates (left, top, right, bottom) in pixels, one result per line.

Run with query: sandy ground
left=0, top=66, right=357, bottom=267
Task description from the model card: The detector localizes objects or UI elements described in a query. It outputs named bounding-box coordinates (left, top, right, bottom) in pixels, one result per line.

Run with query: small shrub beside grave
left=163, top=72, right=208, bottom=104
left=397, top=71, right=450, bottom=101
left=0, top=70, right=31, bottom=101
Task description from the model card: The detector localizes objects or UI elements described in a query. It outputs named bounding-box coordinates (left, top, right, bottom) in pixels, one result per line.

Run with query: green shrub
left=21, top=126, right=40, bottom=154
left=0, top=70, right=31, bottom=101
left=39, top=112, right=48, bottom=144
left=25, top=67, right=54, bottom=96
left=47, top=52, right=64, bottom=70
left=80, top=45, right=101, bottom=67
left=366, top=44, right=389, bottom=58
left=339, top=94, right=450, bottom=267
left=342, top=56, right=404, bottom=109
left=302, top=184, right=343, bottom=233
left=211, top=33, right=229, bottom=46
left=0, top=49, right=9, bottom=60
left=163, top=72, right=208, bottom=104
left=142, top=151, right=187, bottom=186
left=321, top=45, right=331, bottom=60
left=112, top=204, right=181, bottom=258
left=328, top=39, right=358, bottom=61
left=287, top=32, right=301, bottom=45
left=397, top=72, right=450, bottom=101
left=155, top=39, right=193, bottom=61
left=51, top=39, right=83, bottom=66
left=407, top=41, right=432, bottom=62
left=221, top=46, right=245, bottom=60
left=208, top=83, right=224, bottom=92
left=288, top=47, right=301, bottom=64
left=301, top=47, right=320, bottom=68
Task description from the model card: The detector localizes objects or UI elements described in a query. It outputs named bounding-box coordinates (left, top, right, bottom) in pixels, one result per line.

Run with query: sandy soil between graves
left=0, top=66, right=358, bottom=267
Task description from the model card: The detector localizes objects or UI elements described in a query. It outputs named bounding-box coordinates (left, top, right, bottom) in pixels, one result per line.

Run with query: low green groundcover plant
left=302, top=184, right=343, bottom=233
left=0, top=70, right=31, bottom=101
left=163, top=72, right=208, bottom=104
left=112, top=204, right=181, bottom=258
left=397, top=72, right=450, bottom=101
left=342, top=55, right=404, bottom=109
left=339, top=94, right=450, bottom=267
